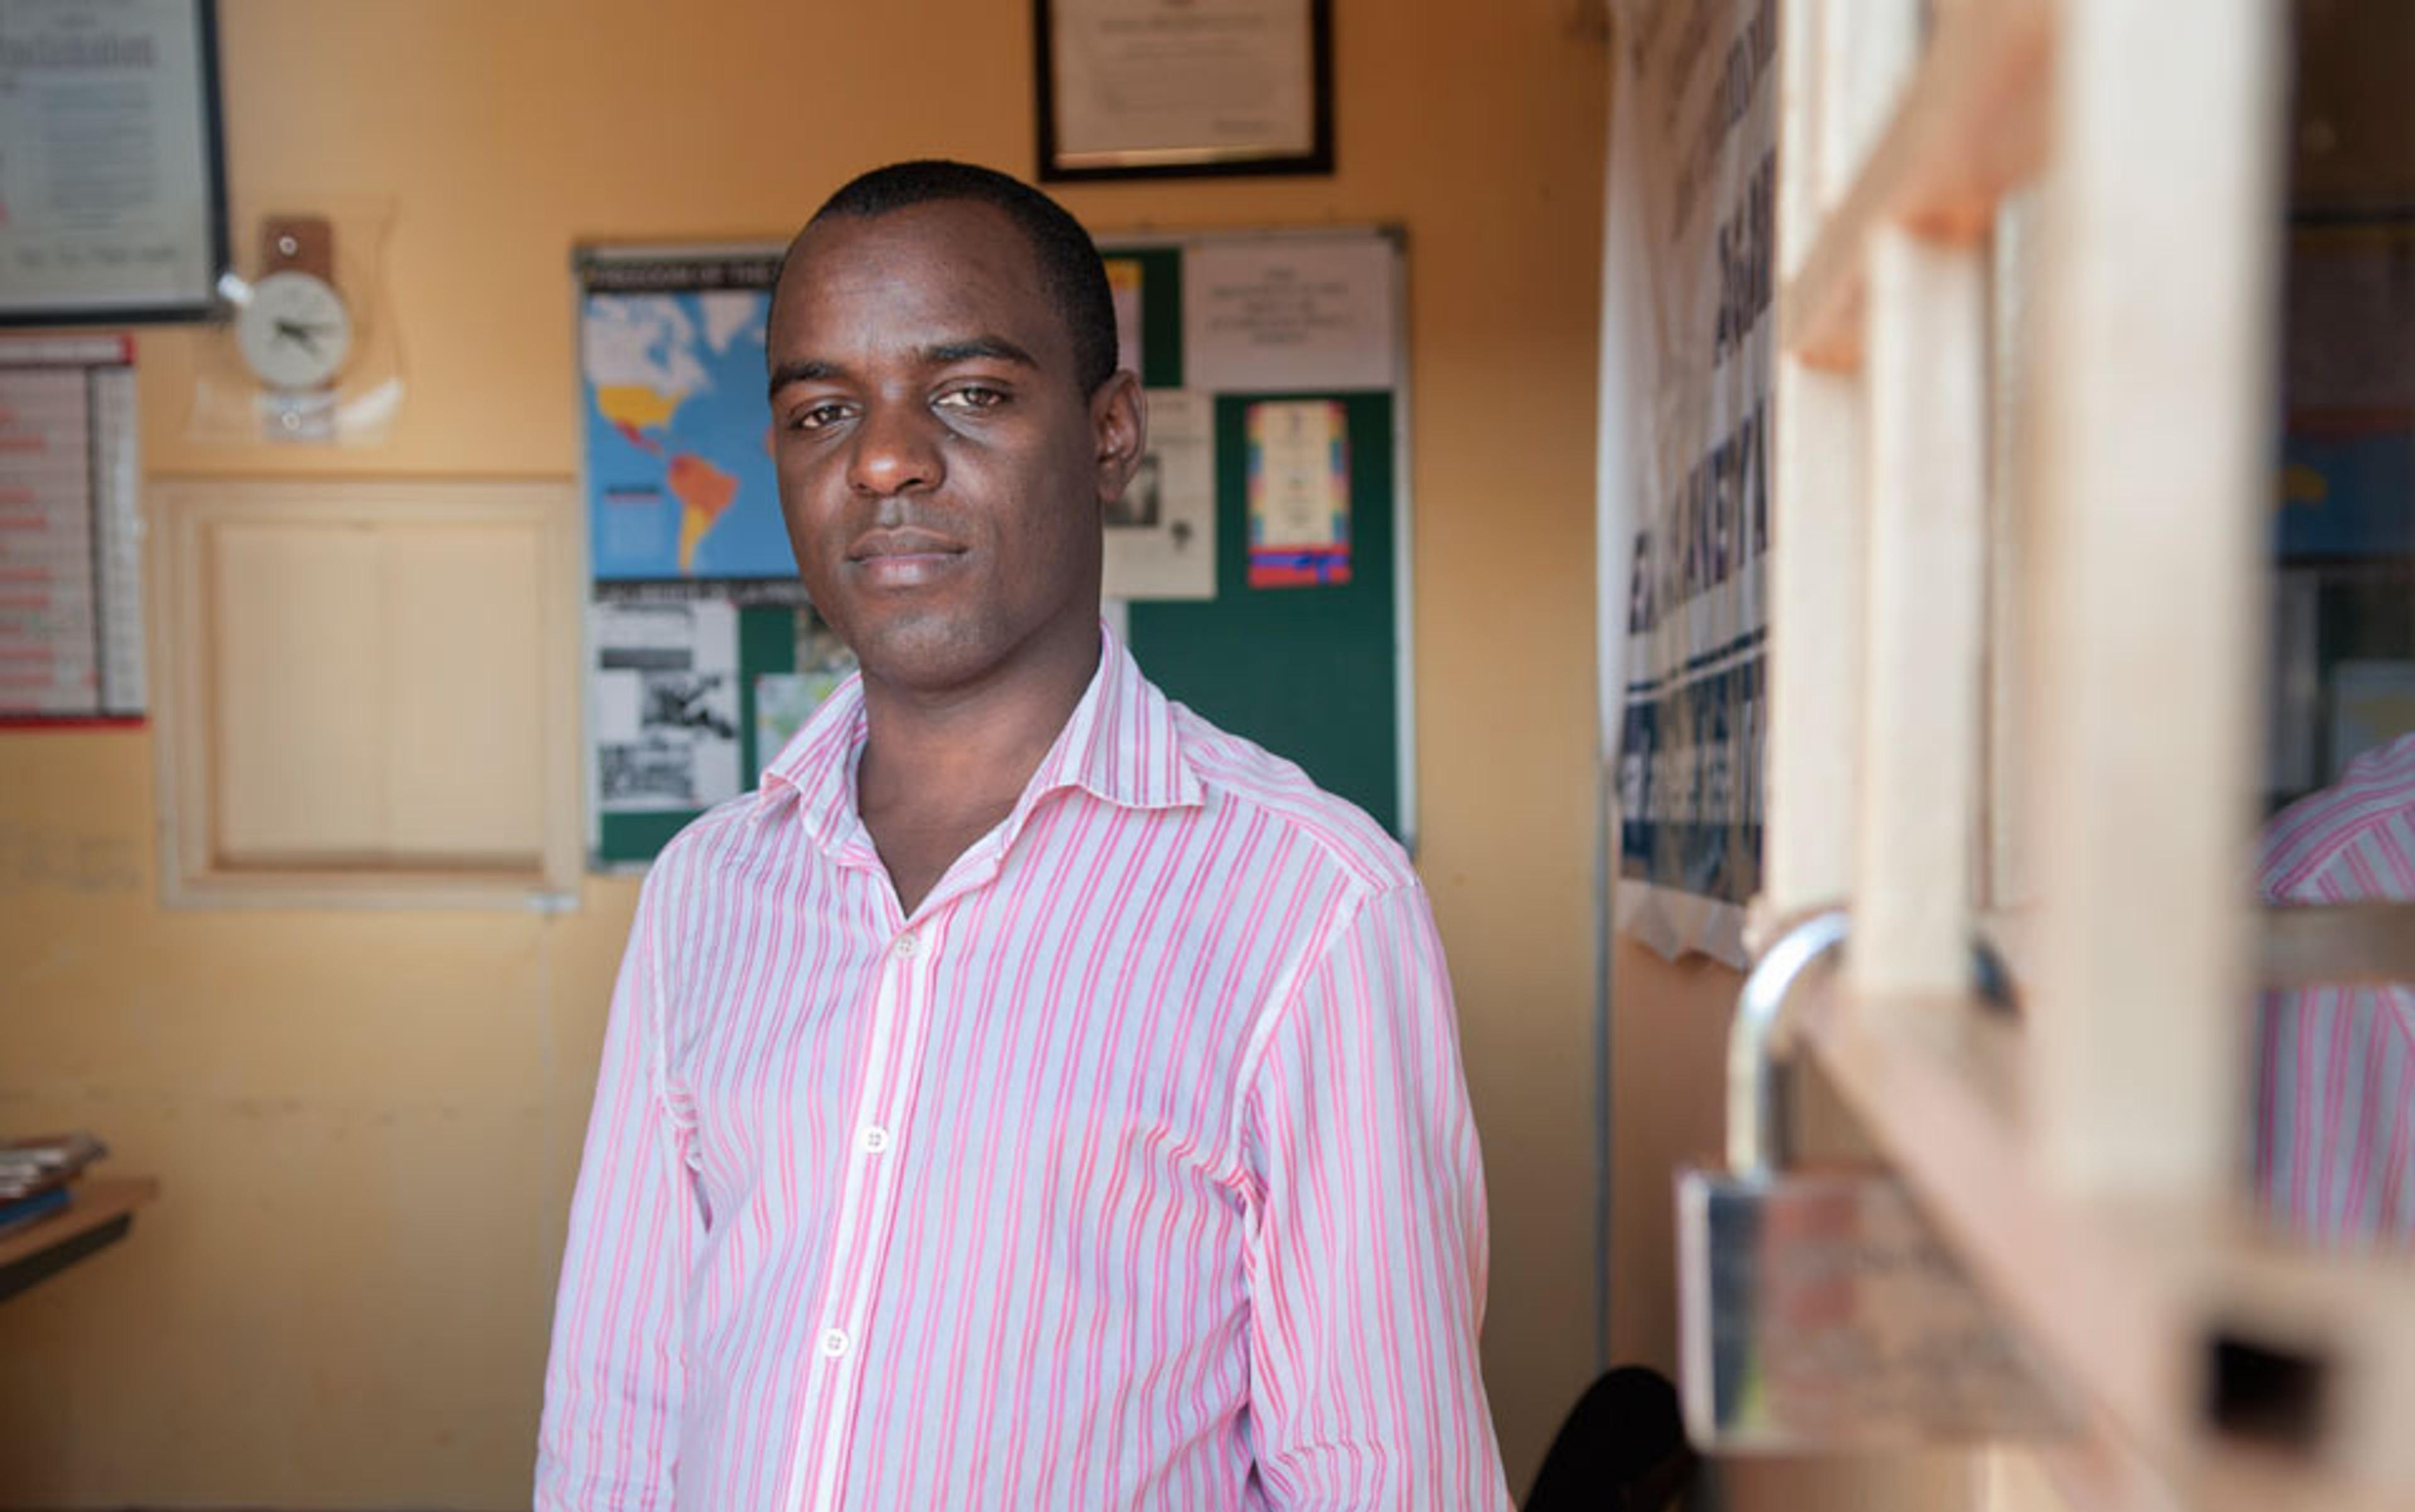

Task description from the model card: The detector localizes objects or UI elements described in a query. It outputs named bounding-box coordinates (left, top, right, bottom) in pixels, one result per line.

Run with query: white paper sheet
left=1181, top=237, right=1396, bottom=392
left=590, top=598, right=741, bottom=813
left=1103, top=389, right=1217, bottom=601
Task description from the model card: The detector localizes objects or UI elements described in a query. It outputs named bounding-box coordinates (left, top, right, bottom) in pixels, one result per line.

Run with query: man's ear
left=1090, top=370, right=1148, bottom=507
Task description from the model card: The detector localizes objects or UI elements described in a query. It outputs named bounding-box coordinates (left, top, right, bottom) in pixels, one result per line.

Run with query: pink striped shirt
left=536, top=628, right=1510, bottom=1511
left=2255, top=731, right=2415, bottom=1243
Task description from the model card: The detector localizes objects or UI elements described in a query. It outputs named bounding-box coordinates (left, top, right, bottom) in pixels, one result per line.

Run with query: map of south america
left=581, top=283, right=796, bottom=582
left=668, top=453, right=739, bottom=570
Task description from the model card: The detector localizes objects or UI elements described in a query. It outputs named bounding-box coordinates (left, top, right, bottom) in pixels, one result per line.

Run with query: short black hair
left=791, top=159, right=1118, bottom=395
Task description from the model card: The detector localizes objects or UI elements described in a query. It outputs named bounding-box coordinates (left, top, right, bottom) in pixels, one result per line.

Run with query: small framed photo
left=1035, top=0, right=1334, bottom=182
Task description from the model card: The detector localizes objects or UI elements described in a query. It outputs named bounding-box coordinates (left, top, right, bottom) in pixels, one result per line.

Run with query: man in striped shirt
left=536, top=161, right=1512, bottom=1510
left=2257, top=729, right=2415, bottom=1243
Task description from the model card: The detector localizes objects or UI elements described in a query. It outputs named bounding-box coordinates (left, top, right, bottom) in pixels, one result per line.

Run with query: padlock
left=1674, top=909, right=2069, bottom=1450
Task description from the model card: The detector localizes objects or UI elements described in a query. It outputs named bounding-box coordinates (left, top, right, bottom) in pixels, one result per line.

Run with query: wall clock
left=232, top=216, right=350, bottom=436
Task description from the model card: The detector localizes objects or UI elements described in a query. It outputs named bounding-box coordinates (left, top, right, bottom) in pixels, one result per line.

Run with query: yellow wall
left=1604, top=938, right=1731, bottom=1376
left=0, top=1, right=1607, bottom=1503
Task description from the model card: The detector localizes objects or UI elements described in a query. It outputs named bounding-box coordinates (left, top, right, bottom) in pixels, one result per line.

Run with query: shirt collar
left=761, top=621, right=1204, bottom=861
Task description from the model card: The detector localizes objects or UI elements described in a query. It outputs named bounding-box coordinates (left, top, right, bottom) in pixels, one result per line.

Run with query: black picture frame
left=0, top=0, right=232, bottom=328
left=1034, top=0, right=1335, bottom=184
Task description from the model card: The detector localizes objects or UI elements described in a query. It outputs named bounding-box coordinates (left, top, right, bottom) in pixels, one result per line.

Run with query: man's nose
left=847, top=400, right=944, bottom=498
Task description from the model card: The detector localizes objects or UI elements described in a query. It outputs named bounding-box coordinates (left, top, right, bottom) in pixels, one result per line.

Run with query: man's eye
left=935, top=386, right=1006, bottom=413
left=788, top=401, right=850, bottom=431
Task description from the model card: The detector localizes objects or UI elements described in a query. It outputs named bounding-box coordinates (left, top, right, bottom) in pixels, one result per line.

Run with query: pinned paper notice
left=1246, top=399, right=1351, bottom=588
left=1182, top=237, right=1396, bottom=393
left=1104, top=389, right=1216, bottom=600
left=591, top=599, right=742, bottom=813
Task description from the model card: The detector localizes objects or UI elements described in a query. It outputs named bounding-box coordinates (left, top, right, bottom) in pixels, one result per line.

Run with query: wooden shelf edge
left=1797, top=992, right=2415, bottom=1503
left=0, top=1176, right=159, bottom=1271
left=1780, top=0, right=2054, bottom=369
left=1985, top=901, right=2415, bottom=996
left=1795, top=992, right=2193, bottom=1457
left=2260, top=903, right=2415, bottom=988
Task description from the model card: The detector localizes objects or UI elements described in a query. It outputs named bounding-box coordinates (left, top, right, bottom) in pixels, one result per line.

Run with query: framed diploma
left=1035, top=0, right=1333, bottom=182
left=0, top=0, right=230, bottom=326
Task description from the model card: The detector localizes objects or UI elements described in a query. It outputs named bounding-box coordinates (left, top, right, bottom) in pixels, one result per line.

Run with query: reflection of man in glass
left=2255, top=730, right=2415, bottom=1242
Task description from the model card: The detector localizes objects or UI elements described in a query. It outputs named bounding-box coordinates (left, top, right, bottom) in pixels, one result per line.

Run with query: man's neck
left=852, top=622, right=1103, bottom=914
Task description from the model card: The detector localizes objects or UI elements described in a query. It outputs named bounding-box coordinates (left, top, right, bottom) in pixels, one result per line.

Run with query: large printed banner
left=1602, top=0, right=1777, bottom=965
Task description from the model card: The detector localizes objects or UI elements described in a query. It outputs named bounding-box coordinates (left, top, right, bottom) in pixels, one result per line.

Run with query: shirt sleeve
left=535, top=867, right=701, bottom=1511
left=1241, top=879, right=1514, bottom=1511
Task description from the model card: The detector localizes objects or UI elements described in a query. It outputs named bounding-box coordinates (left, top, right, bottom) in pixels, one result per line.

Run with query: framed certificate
left=1035, top=0, right=1333, bottom=182
left=0, top=0, right=231, bottom=326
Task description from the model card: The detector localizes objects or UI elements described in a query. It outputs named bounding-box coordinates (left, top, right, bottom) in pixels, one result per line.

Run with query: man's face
left=766, top=199, right=1141, bottom=696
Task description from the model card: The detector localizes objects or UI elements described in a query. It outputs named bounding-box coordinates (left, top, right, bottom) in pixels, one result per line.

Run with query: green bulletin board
left=1107, top=227, right=1411, bottom=845
left=1127, top=390, right=1400, bottom=835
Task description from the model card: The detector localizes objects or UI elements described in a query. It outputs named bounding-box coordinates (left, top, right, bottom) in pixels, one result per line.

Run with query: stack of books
left=0, top=1133, right=108, bottom=1238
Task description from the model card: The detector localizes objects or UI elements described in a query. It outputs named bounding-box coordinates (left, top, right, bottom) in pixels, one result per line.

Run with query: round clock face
left=235, top=270, right=354, bottom=390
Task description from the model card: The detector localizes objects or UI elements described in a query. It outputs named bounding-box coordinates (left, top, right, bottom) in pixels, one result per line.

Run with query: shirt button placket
left=869, top=930, right=924, bottom=1167
left=790, top=919, right=940, bottom=1511
left=869, top=932, right=920, bottom=1162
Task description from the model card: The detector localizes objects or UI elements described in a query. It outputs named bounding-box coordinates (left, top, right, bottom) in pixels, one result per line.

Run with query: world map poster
left=577, top=248, right=801, bottom=596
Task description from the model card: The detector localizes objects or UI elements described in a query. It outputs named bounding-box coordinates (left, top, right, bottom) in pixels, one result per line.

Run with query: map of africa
left=582, top=285, right=797, bottom=581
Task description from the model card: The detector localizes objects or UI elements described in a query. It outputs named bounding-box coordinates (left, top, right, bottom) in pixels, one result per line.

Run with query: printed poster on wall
left=1600, top=0, right=1777, bottom=965
left=578, top=247, right=802, bottom=601
left=0, top=335, right=145, bottom=725
left=1245, top=398, right=1352, bottom=587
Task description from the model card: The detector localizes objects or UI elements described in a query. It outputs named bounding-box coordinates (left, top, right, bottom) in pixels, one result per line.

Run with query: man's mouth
left=847, top=528, right=967, bottom=587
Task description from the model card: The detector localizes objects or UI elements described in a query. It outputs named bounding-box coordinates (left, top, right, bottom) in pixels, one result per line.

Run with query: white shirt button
left=894, top=932, right=921, bottom=959
left=858, top=1125, right=892, bottom=1155
left=819, top=1328, right=850, bottom=1359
